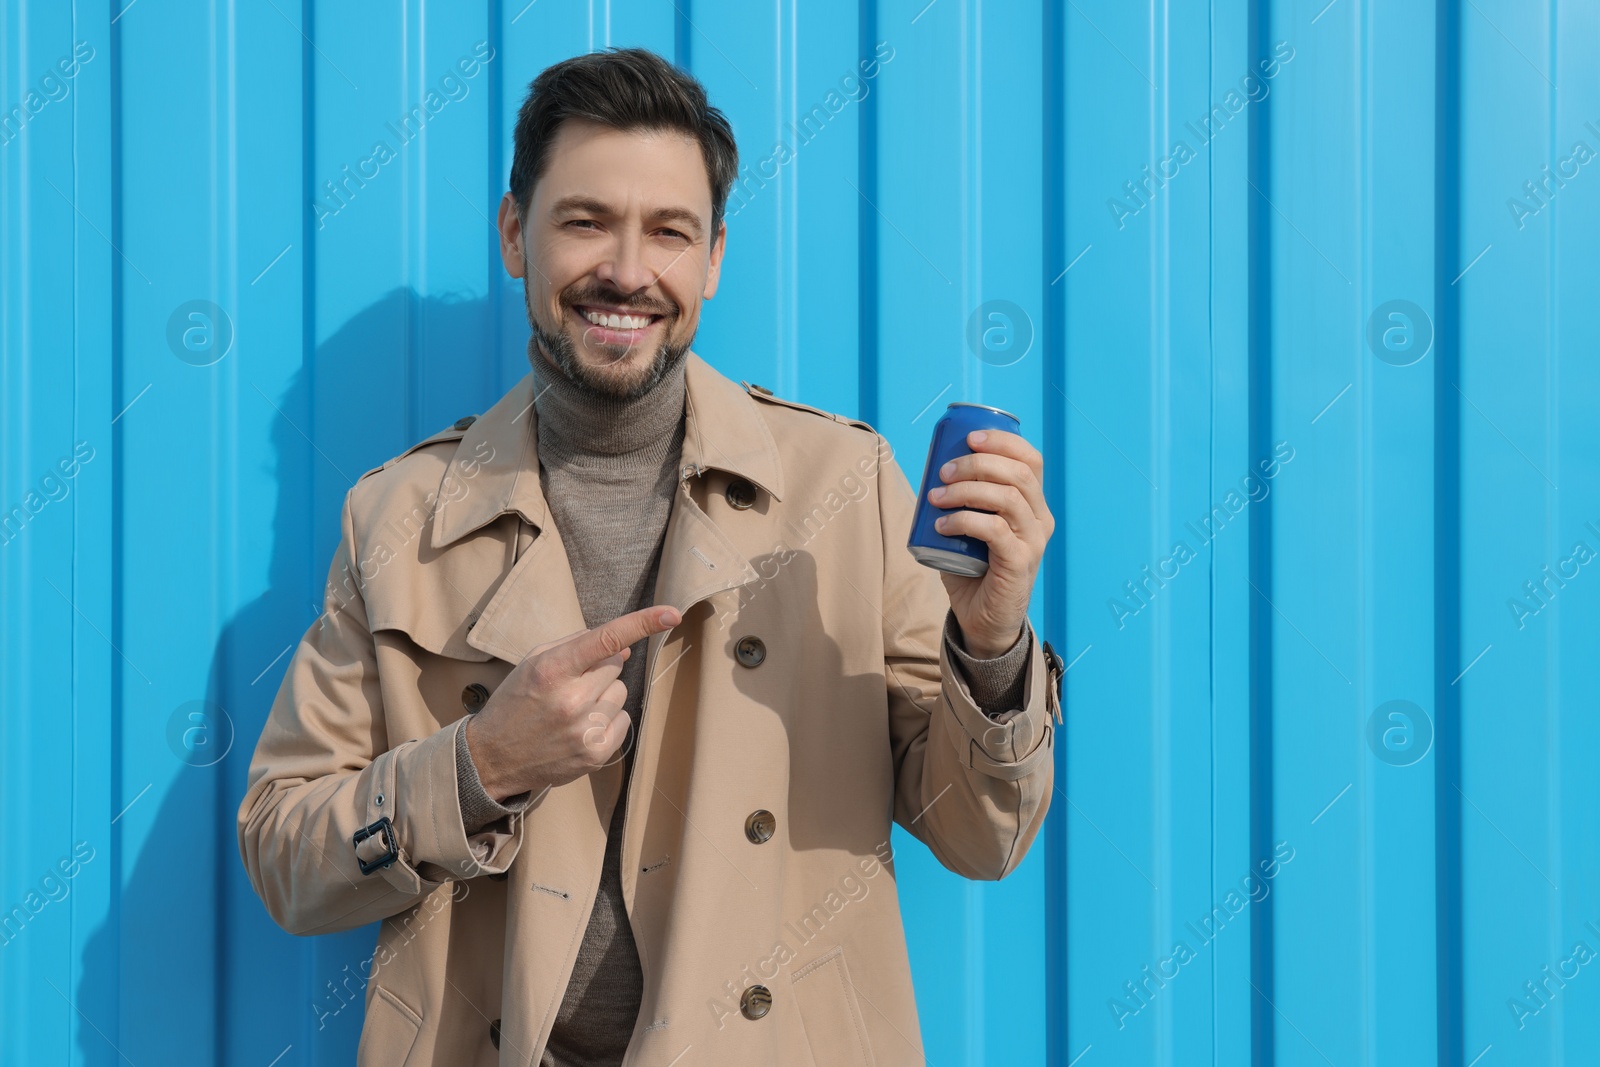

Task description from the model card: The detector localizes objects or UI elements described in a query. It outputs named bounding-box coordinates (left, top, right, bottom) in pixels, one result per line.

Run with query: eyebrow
left=549, top=195, right=705, bottom=239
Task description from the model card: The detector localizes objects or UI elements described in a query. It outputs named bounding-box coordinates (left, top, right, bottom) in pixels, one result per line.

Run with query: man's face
left=497, top=118, right=726, bottom=399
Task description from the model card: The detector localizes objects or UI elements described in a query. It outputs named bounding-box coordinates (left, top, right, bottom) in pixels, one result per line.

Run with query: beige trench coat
left=237, top=351, right=1061, bottom=1066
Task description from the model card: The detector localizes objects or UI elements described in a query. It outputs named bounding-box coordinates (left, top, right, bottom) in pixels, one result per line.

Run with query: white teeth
left=583, top=308, right=651, bottom=330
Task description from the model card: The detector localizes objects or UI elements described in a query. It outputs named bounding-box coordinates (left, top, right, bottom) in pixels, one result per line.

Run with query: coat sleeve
left=942, top=611, right=1031, bottom=716
left=874, top=433, right=1061, bottom=881
left=236, top=488, right=525, bottom=937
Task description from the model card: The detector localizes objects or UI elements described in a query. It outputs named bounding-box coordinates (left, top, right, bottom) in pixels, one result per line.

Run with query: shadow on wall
left=74, top=288, right=525, bottom=1066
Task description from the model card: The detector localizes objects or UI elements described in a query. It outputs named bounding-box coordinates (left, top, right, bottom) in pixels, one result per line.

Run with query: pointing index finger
left=557, top=605, right=682, bottom=675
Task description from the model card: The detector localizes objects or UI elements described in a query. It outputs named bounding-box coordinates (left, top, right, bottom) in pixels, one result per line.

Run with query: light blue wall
left=3, top=1, right=1597, bottom=1065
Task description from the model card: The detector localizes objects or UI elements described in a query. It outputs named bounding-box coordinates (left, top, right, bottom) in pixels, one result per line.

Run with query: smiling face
left=497, top=118, right=726, bottom=399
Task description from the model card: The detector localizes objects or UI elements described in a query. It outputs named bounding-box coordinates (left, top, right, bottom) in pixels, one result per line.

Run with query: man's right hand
left=463, top=605, right=683, bottom=803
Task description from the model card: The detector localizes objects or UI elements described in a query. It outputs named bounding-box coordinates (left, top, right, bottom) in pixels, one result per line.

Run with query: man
left=239, top=47, right=1060, bottom=1066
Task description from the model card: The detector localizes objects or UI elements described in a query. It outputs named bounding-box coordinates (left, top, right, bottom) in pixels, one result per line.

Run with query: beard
left=527, top=275, right=694, bottom=401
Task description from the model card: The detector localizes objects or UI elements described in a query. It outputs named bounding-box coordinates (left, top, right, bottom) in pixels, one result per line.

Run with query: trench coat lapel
left=425, top=375, right=590, bottom=663
left=647, top=350, right=785, bottom=619
left=437, top=351, right=784, bottom=667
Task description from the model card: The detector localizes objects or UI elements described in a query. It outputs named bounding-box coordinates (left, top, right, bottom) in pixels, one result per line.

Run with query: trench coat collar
left=429, top=349, right=785, bottom=550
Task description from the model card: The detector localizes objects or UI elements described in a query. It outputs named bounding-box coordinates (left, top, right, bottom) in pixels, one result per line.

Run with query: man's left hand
left=927, top=429, right=1054, bottom=658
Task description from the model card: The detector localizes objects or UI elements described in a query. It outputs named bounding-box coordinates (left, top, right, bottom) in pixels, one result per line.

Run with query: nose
left=594, top=227, right=654, bottom=296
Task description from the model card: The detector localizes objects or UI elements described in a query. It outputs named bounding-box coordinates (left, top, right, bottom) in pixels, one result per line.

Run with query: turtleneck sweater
left=453, top=341, right=1033, bottom=1066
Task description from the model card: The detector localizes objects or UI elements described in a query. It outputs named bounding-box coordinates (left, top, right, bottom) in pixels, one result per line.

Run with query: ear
left=701, top=220, right=727, bottom=300
left=497, top=192, right=526, bottom=278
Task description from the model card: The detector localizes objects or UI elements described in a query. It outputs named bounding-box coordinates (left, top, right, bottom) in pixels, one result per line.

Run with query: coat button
left=734, top=635, right=766, bottom=668
left=462, top=683, right=490, bottom=712
left=745, top=809, right=776, bottom=844
left=454, top=415, right=478, bottom=431
left=740, top=984, right=772, bottom=1020
left=725, top=478, right=757, bottom=510
left=489, top=1018, right=500, bottom=1048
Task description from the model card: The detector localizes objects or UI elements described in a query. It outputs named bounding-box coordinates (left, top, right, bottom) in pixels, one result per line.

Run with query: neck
left=530, top=338, right=687, bottom=471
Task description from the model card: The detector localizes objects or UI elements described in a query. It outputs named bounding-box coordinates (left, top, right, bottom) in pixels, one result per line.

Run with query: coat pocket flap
left=356, top=985, right=423, bottom=1067
left=791, top=946, right=877, bottom=1067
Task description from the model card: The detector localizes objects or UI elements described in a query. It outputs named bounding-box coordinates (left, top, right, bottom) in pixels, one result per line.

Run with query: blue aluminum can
left=907, top=402, right=1021, bottom=576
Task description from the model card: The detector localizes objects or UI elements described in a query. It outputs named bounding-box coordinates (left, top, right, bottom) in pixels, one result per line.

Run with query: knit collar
left=529, top=337, right=687, bottom=471
left=428, top=350, right=787, bottom=550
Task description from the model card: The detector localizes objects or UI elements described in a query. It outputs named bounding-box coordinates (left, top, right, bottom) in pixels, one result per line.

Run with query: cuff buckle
left=353, top=815, right=399, bottom=875
left=1041, top=640, right=1066, bottom=724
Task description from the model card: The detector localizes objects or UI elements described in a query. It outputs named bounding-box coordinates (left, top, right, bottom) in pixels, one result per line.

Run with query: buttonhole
left=690, top=546, right=716, bottom=570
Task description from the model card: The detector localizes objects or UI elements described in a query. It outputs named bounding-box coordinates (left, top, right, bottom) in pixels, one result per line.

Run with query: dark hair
left=509, top=48, right=739, bottom=235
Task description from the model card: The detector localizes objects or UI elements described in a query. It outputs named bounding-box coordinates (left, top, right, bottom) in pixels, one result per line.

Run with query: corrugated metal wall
left=3, top=1, right=1596, bottom=1064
